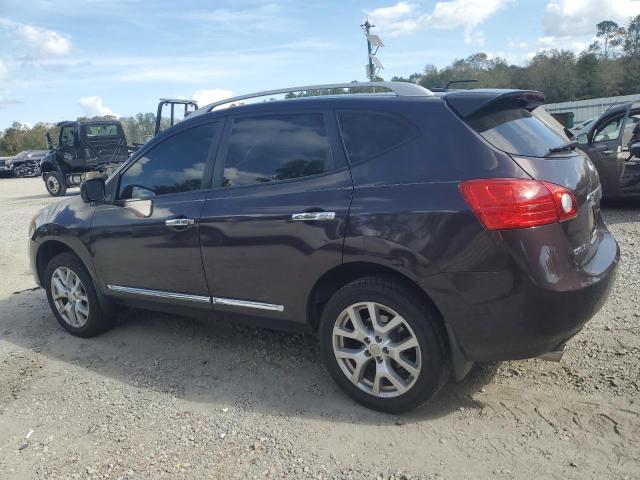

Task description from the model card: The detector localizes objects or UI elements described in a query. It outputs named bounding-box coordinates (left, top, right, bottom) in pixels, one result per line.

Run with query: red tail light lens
left=459, top=178, right=578, bottom=230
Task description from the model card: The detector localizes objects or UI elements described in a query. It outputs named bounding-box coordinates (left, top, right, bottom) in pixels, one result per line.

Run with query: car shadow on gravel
left=0, top=290, right=497, bottom=424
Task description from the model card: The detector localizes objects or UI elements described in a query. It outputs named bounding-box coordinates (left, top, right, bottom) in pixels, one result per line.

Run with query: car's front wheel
left=44, top=252, right=114, bottom=337
left=44, top=171, right=66, bottom=197
left=319, top=276, right=450, bottom=413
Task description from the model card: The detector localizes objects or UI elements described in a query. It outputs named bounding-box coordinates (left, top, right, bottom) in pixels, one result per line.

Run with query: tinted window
left=119, top=123, right=216, bottom=199
left=223, top=114, right=331, bottom=187
left=468, top=108, right=567, bottom=157
left=338, top=111, right=417, bottom=164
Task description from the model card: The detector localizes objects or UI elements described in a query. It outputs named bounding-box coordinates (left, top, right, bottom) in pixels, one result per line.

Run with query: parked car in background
left=575, top=102, right=640, bottom=198
left=6, top=150, right=48, bottom=177
left=29, top=82, right=618, bottom=412
left=0, top=156, right=12, bottom=177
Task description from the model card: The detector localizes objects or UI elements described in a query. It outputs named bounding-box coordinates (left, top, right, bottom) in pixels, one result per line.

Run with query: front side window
left=119, top=123, right=216, bottom=199
left=222, top=113, right=332, bottom=187
left=594, top=116, right=624, bottom=143
left=60, top=126, right=75, bottom=146
left=338, top=111, right=418, bottom=164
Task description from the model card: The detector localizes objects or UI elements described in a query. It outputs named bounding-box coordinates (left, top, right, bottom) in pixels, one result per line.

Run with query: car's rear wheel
left=44, top=252, right=114, bottom=337
left=44, top=171, right=66, bottom=197
left=319, top=276, right=450, bottom=413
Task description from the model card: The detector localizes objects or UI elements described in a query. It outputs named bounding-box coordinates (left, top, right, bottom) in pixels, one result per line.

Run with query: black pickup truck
left=40, top=120, right=135, bottom=196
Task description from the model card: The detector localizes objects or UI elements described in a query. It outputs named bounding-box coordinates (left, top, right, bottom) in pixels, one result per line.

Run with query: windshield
left=467, top=107, right=568, bottom=157
left=83, top=124, right=120, bottom=137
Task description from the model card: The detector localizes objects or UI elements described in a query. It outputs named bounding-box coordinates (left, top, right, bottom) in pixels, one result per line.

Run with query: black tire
left=13, top=166, right=26, bottom=178
left=44, top=252, right=115, bottom=337
left=44, top=171, right=66, bottom=197
left=319, top=276, right=450, bottom=413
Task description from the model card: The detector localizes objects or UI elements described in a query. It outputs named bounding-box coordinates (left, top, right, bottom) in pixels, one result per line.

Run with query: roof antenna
left=361, top=19, right=384, bottom=82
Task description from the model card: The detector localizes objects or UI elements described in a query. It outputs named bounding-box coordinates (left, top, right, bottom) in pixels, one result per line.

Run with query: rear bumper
left=425, top=231, right=619, bottom=362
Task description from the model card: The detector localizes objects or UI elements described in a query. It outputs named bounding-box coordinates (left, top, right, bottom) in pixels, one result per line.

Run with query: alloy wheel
left=50, top=267, right=90, bottom=328
left=332, top=302, right=422, bottom=398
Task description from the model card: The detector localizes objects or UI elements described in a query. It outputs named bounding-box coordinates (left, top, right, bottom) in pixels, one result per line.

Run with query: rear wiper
left=548, top=141, right=579, bottom=153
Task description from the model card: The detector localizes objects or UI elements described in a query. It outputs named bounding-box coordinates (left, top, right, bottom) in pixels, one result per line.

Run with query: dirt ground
left=0, top=177, right=638, bottom=480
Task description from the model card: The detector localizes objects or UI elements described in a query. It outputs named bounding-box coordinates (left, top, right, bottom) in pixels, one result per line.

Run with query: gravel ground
left=0, top=177, right=638, bottom=480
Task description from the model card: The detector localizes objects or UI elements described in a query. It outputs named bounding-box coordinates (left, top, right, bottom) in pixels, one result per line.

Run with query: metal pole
left=362, top=20, right=375, bottom=82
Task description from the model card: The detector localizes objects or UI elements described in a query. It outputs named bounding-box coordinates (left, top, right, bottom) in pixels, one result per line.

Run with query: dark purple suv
left=29, top=82, right=619, bottom=412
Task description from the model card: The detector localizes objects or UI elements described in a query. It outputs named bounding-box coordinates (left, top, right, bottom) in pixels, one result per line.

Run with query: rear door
left=199, top=110, right=352, bottom=323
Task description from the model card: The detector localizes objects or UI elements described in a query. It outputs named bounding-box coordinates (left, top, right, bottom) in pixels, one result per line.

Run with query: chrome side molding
left=107, top=285, right=211, bottom=303
left=213, top=296, right=284, bottom=312
left=107, top=285, right=284, bottom=312
left=291, top=211, right=336, bottom=222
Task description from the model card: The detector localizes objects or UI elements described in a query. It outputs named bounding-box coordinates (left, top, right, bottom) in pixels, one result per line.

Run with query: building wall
left=545, top=94, right=640, bottom=125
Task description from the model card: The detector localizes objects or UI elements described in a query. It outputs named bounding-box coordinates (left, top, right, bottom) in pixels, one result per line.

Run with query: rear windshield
left=83, top=124, right=120, bottom=137
left=467, top=108, right=567, bottom=157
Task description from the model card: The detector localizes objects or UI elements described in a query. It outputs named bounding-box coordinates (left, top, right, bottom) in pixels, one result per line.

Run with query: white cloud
left=366, top=0, right=509, bottom=39
left=17, top=24, right=72, bottom=57
left=78, top=96, right=117, bottom=117
left=543, top=0, right=640, bottom=38
left=0, top=60, right=7, bottom=83
left=192, top=88, right=233, bottom=106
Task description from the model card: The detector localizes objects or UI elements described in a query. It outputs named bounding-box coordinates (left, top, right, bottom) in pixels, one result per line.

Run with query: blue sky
left=1, top=0, right=639, bottom=129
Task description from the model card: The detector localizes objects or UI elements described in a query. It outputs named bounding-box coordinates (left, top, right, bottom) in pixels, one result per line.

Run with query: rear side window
left=337, top=111, right=417, bottom=164
left=119, top=123, right=216, bottom=199
left=467, top=108, right=567, bottom=157
left=84, top=124, right=119, bottom=137
left=222, top=113, right=332, bottom=187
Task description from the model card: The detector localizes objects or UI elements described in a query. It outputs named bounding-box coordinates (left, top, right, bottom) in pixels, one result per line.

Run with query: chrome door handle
left=165, top=218, right=195, bottom=227
left=603, top=149, right=613, bottom=155
left=291, top=211, right=336, bottom=222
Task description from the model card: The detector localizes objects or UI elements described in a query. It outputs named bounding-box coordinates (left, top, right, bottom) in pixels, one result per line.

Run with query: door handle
left=165, top=218, right=195, bottom=227
left=603, top=149, right=614, bottom=155
left=291, top=211, right=336, bottom=222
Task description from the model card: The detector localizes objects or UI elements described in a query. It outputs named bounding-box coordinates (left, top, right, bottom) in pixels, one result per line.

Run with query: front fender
left=31, top=196, right=98, bottom=288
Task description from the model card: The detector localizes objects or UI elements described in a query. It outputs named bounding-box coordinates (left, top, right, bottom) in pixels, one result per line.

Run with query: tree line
left=0, top=113, right=157, bottom=156
left=392, top=17, right=640, bottom=103
left=2, top=17, right=640, bottom=156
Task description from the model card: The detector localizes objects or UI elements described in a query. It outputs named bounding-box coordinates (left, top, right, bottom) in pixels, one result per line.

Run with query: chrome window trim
left=107, top=285, right=211, bottom=304
left=213, top=296, right=285, bottom=312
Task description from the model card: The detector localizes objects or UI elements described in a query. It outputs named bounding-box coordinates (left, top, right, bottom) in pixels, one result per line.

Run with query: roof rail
left=196, top=81, right=433, bottom=114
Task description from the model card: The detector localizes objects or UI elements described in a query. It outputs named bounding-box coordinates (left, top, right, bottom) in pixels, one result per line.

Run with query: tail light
left=459, top=178, right=577, bottom=230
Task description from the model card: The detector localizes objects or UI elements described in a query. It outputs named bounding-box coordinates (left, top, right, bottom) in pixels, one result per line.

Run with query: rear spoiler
left=443, top=90, right=545, bottom=119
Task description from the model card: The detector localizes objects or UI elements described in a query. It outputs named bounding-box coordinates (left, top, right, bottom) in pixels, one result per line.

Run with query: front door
left=90, top=121, right=221, bottom=308
left=585, top=106, right=631, bottom=197
left=199, top=111, right=353, bottom=324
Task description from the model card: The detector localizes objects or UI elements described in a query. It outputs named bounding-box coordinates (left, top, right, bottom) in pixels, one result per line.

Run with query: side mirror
left=576, top=133, right=589, bottom=145
left=45, top=132, right=53, bottom=149
left=80, top=177, right=106, bottom=203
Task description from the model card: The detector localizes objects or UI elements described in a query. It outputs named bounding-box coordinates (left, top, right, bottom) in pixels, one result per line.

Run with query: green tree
left=592, top=20, right=625, bottom=59
left=624, top=15, right=640, bottom=56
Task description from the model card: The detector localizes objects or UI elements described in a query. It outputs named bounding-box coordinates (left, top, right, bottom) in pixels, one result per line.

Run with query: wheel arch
left=307, top=261, right=472, bottom=380
left=35, top=239, right=95, bottom=290
left=307, top=261, right=444, bottom=332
